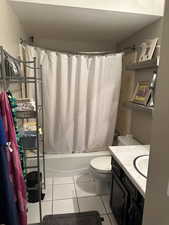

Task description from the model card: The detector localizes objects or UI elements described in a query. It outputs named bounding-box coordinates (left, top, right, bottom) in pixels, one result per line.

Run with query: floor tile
left=74, top=173, right=95, bottom=184
left=108, top=213, right=118, bottom=225
left=101, top=195, right=111, bottom=213
left=42, top=201, right=53, bottom=217
left=44, top=184, right=53, bottom=201
left=53, top=198, right=79, bottom=214
left=53, top=184, right=76, bottom=200
left=28, top=203, right=40, bottom=224
left=53, top=176, right=74, bottom=184
left=75, top=181, right=97, bottom=197
left=78, top=196, right=106, bottom=215
left=46, top=177, right=53, bottom=185
left=101, top=215, right=112, bottom=225
left=28, top=201, right=52, bottom=224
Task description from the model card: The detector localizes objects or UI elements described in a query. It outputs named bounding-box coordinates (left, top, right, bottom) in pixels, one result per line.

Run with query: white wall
left=143, top=1, right=169, bottom=224
left=118, top=19, right=162, bottom=48
left=0, top=0, right=26, bottom=56
left=11, top=0, right=165, bottom=16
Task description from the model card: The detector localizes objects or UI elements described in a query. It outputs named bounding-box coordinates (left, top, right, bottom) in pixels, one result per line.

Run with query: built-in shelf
left=125, top=102, right=154, bottom=113
left=125, top=59, right=158, bottom=71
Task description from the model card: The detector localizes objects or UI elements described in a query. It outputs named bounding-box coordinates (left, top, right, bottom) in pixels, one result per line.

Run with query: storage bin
left=19, top=131, right=37, bottom=149
left=16, top=110, right=36, bottom=118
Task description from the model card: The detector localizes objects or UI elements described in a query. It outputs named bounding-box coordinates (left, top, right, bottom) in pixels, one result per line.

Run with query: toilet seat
left=90, top=156, right=112, bottom=174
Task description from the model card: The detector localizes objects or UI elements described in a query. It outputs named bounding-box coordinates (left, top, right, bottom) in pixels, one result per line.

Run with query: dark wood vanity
left=110, top=157, right=144, bottom=225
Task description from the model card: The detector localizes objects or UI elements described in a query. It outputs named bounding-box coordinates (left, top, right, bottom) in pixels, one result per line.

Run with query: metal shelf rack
left=125, top=58, right=158, bottom=71
left=0, top=46, right=46, bottom=224
left=125, top=102, right=154, bottom=113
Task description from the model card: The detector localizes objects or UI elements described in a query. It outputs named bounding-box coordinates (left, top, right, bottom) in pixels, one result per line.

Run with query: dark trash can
left=26, top=172, right=45, bottom=203
left=26, top=171, right=42, bottom=188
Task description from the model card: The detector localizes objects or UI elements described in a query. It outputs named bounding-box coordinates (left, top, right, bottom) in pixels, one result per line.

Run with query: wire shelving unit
left=0, top=46, right=46, bottom=224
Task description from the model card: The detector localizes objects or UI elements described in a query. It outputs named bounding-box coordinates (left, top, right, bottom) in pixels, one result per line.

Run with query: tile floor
left=28, top=172, right=117, bottom=225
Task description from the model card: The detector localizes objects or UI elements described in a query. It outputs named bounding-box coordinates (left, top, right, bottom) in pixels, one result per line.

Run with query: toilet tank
left=118, top=135, right=141, bottom=146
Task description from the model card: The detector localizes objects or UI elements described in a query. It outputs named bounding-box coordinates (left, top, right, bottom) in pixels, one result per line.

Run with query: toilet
left=90, top=156, right=112, bottom=194
left=90, top=135, right=141, bottom=194
left=117, top=134, right=141, bottom=146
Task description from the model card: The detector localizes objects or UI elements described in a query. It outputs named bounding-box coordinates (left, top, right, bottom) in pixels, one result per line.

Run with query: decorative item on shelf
left=129, top=81, right=151, bottom=106
left=16, top=98, right=36, bottom=118
left=16, top=98, right=35, bottom=111
left=148, top=72, right=157, bottom=107
left=138, top=38, right=159, bottom=63
left=154, top=45, right=161, bottom=66
left=4, top=55, right=23, bottom=78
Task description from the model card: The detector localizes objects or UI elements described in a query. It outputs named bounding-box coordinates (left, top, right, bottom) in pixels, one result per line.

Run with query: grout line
left=77, top=194, right=104, bottom=199
left=52, top=177, right=54, bottom=215
left=53, top=182, right=74, bottom=185
left=98, top=196, right=108, bottom=215
left=74, top=180, right=96, bottom=184
left=100, top=196, right=109, bottom=215
left=42, top=199, right=53, bottom=202
left=53, top=197, right=78, bottom=201
left=101, top=213, right=109, bottom=216
left=100, top=197, right=107, bottom=214
left=73, top=176, right=80, bottom=212
left=107, top=214, right=113, bottom=225
left=45, top=187, right=107, bottom=201
left=107, top=213, right=117, bottom=225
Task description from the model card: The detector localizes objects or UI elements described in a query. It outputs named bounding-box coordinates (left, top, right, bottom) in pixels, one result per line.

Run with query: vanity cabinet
left=110, top=157, right=144, bottom=225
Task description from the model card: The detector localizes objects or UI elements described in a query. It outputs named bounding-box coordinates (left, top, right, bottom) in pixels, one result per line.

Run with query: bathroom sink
left=133, top=155, right=149, bottom=178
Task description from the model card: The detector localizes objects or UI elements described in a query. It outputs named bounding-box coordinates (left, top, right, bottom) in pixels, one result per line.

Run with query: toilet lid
left=90, top=156, right=112, bottom=173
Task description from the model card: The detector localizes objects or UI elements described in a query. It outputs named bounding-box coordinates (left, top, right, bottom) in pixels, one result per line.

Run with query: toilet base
left=95, top=179, right=111, bottom=195
left=90, top=167, right=111, bottom=194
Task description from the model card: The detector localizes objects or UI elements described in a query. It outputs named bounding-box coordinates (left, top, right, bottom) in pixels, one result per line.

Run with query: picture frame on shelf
left=129, top=81, right=151, bottom=106
left=138, top=38, right=159, bottom=62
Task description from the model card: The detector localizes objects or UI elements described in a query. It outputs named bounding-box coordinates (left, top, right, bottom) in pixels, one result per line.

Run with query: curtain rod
left=20, top=39, right=116, bottom=56
left=20, top=38, right=135, bottom=55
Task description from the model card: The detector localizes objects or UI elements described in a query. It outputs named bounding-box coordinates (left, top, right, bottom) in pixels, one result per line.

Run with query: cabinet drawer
left=110, top=170, right=129, bottom=225
left=111, top=157, right=123, bottom=177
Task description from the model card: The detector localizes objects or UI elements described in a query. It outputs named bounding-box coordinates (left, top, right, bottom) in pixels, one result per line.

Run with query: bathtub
left=45, top=149, right=111, bottom=177
left=27, top=147, right=111, bottom=177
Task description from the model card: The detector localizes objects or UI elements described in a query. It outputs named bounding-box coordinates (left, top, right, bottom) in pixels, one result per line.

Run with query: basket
left=16, top=110, right=36, bottom=118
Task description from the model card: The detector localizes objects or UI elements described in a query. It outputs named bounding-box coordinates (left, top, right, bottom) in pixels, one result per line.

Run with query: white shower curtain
left=22, top=45, right=122, bottom=153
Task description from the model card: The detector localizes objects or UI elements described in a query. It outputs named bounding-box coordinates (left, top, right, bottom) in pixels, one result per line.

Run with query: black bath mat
left=42, top=211, right=103, bottom=225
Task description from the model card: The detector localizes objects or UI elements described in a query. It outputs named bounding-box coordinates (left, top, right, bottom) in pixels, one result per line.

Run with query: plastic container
left=19, top=131, right=37, bottom=149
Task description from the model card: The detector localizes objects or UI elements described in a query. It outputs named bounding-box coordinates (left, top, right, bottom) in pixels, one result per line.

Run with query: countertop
left=109, top=145, right=150, bottom=198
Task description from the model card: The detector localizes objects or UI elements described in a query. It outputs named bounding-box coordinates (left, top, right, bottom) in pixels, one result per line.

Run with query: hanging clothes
left=0, top=91, right=27, bottom=225
left=0, top=114, right=20, bottom=225
left=7, top=90, right=27, bottom=177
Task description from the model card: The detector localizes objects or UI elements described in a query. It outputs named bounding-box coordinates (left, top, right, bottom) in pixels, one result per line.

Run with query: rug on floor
left=42, top=211, right=104, bottom=225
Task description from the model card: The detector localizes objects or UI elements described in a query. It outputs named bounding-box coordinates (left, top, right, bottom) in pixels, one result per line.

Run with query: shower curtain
left=22, top=45, right=122, bottom=153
